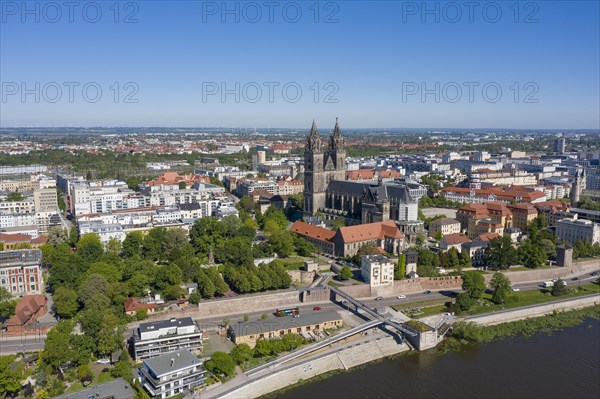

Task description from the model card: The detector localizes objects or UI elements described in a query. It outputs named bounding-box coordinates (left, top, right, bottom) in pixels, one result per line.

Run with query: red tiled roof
left=124, top=297, right=157, bottom=313
left=442, top=233, right=471, bottom=245
left=290, top=221, right=336, bottom=242
left=7, top=295, right=47, bottom=327
left=0, top=233, right=32, bottom=243
left=338, top=220, right=403, bottom=244
left=477, top=232, right=502, bottom=241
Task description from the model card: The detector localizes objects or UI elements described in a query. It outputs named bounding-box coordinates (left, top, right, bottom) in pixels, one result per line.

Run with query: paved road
left=0, top=336, right=46, bottom=355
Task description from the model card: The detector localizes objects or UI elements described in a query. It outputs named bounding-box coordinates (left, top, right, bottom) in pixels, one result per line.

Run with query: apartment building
left=78, top=222, right=126, bottom=245
left=139, top=349, right=206, bottom=399
left=0, top=250, right=44, bottom=297
left=507, top=203, right=538, bottom=230
left=361, top=254, right=394, bottom=287
left=555, top=219, right=600, bottom=245
left=70, top=180, right=143, bottom=216
left=133, top=317, right=202, bottom=361
left=428, top=218, right=461, bottom=237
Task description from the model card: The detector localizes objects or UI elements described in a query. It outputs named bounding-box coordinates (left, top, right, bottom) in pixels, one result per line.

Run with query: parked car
left=375, top=296, right=384, bottom=301
left=423, top=290, right=432, bottom=294
left=591, top=272, right=599, bottom=276
left=512, top=287, right=520, bottom=292
left=96, top=359, right=110, bottom=365
left=313, top=306, right=321, bottom=311
left=572, top=277, right=579, bottom=281
left=397, top=295, right=407, bottom=299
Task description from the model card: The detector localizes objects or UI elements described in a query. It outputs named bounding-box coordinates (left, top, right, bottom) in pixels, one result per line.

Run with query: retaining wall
left=219, top=336, right=409, bottom=399
left=197, top=291, right=300, bottom=318
left=465, top=294, right=600, bottom=326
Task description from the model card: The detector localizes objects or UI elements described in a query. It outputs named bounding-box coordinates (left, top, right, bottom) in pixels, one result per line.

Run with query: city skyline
left=1, top=1, right=599, bottom=128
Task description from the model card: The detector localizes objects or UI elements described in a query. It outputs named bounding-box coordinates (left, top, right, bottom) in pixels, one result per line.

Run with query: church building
left=303, top=119, right=427, bottom=238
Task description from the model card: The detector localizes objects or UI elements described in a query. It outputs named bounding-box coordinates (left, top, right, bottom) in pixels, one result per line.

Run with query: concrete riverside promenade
left=464, top=294, right=600, bottom=326
left=203, top=294, right=600, bottom=399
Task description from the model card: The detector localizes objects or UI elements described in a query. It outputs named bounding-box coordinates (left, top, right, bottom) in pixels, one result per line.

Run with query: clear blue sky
left=1, top=0, right=599, bottom=128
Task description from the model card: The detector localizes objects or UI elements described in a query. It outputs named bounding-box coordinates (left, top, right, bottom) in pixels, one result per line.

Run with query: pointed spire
left=309, top=120, right=318, bottom=137
left=329, top=117, right=344, bottom=151
left=306, top=120, right=322, bottom=152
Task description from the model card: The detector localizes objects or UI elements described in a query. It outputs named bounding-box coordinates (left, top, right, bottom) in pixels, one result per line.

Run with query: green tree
left=122, top=231, right=144, bottom=258
left=69, top=226, right=79, bottom=246
left=153, top=264, right=182, bottom=292
left=230, top=344, right=253, bottom=365
left=462, top=271, right=486, bottom=299
left=268, top=230, right=294, bottom=258
left=47, top=227, right=68, bottom=246
left=6, top=192, right=25, bottom=201
left=0, top=355, right=23, bottom=398
left=456, top=292, right=474, bottom=311
left=205, top=352, right=236, bottom=377
left=87, top=262, right=122, bottom=283
left=254, top=340, right=272, bottom=357
left=142, top=228, right=167, bottom=261
left=518, top=238, right=548, bottom=268
left=490, top=272, right=512, bottom=305
left=77, top=364, right=93, bottom=386
left=106, top=237, right=122, bottom=255
left=0, top=288, right=18, bottom=320
left=53, top=286, right=79, bottom=319
left=281, top=333, right=303, bottom=350
left=339, top=265, right=353, bottom=280
left=110, top=351, right=133, bottom=383
left=43, top=321, right=73, bottom=370
left=485, top=236, right=517, bottom=269
left=77, top=234, right=104, bottom=262
left=97, top=313, right=123, bottom=356
left=395, top=254, right=406, bottom=280
left=331, top=218, right=345, bottom=230
left=178, top=181, right=187, bottom=189
left=78, top=274, right=109, bottom=307
left=551, top=279, right=568, bottom=296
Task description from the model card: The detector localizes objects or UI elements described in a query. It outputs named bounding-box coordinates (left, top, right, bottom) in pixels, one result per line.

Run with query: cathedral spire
left=329, top=117, right=344, bottom=150
left=306, top=120, right=322, bottom=152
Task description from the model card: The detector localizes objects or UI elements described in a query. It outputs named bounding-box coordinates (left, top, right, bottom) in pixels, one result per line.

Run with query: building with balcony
left=133, top=317, right=202, bottom=361
left=139, top=349, right=205, bottom=399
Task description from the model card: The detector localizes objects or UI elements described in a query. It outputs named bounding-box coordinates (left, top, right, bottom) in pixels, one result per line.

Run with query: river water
left=276, top=319, right=600, bottom=399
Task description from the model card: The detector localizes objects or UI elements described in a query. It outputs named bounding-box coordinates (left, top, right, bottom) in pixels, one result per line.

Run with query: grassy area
left=404, top=320, right=433, bottom=332
left=65, top=368, right=115, bottom=393
left=327, top=281, right=342, bottom=287
left=462, top=283, right=600, bottom=316
left=392, top=298, right=450, bottom=318
left=239, top=355, right=277, bottom=372
left=278, top=256, right=306, bottom=270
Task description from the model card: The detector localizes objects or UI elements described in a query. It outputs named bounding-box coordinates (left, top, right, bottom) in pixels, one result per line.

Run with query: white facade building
left=555, top=219, right=600, bottom=245
left=361, top=254, right=394, bottom=287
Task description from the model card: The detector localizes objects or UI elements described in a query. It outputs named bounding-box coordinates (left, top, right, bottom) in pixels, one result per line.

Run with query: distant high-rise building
left=554, top=135, right=566, bottom=154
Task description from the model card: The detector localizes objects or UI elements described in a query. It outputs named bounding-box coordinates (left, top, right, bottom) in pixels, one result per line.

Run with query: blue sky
left=1, top=0, right=599, bottom=128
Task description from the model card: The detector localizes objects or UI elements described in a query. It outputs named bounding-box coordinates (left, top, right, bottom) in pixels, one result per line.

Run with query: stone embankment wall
left=490, top=259, right=600, bottom=285
left=465, top=294, right=600, bottom=326
left=197, top=291, right=300, bottom=318
left=287, top=270, right=317, bottom=286
left=219, top=337, right=409, bottom=399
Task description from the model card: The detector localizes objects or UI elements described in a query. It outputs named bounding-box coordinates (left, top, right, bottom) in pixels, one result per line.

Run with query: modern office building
left=133, top=317, right=202, bottom=361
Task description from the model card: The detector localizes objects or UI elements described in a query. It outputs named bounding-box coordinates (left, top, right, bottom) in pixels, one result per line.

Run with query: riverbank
left=264, top=305, right=600, bottom=399
left=439, top=304, right=600, bottom=353
left=218, top=297, right=600, bottom=399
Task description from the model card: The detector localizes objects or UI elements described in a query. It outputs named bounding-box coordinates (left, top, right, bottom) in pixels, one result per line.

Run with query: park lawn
left=462, top=283, right=600, bottom=316
left=278, top=256, right=306, bottom=270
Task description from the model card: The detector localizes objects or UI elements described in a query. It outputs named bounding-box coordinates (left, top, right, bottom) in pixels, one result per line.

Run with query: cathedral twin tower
left=303, top=118, right=346, bottom=215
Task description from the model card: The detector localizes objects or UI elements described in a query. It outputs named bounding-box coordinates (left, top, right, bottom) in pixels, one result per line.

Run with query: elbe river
left=276, top=319, right=600, bottom=399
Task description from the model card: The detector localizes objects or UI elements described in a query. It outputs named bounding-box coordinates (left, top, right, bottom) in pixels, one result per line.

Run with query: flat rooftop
left=231, top=310, right=342, bottom=337
left=143, top=349, right=202, bottom=377
left=54, top=378, right=134, bottom=399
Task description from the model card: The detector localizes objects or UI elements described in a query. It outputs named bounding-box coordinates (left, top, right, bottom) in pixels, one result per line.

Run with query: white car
left=96, top=359, right=110, bottom=364
left=397, top=295, right=407, bottom=299
left=512, top=287, right=520, bottom=292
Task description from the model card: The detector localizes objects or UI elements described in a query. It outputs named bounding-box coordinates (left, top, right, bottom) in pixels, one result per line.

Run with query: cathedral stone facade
left=303, top=119, right=427, bottom=229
